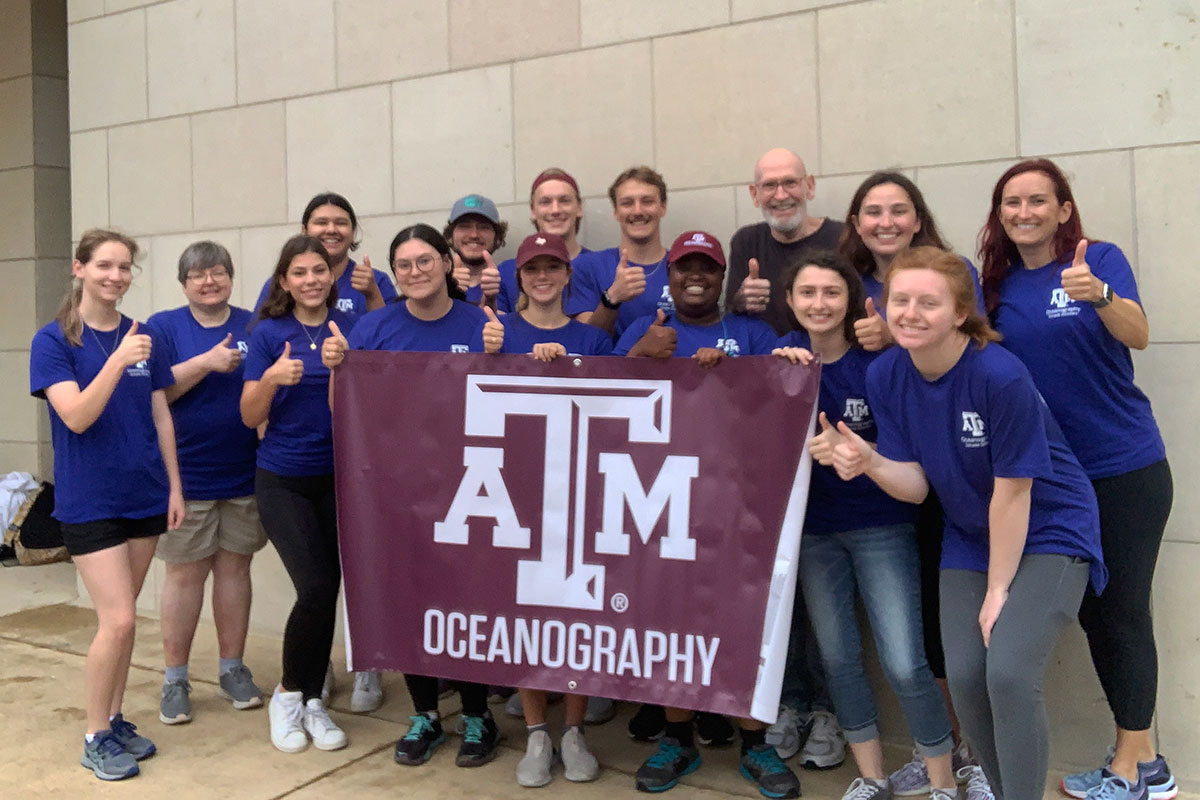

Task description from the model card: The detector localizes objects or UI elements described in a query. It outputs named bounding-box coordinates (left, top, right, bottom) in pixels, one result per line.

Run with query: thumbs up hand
left=737, top=257, right=771, bottom=313
left=482, top=306, right=505, bottom=354
left=607, top=249, right=646, bottom=304
left=267, top=340, right=304, bottom=386
left=350, top=255, right=382, bottom=302
left=808, top=412, right=846, bottom=466
left=479, top=251, right=502, bottom=302
left=321, top=320, right=349, bottom=370
left=831, top=420, right=875, bottom=480
left=1060, top=239, right=1103, bottom=303
left=853, top=297, right=891, bottom=351
left=113, top=320, right=152, bottom=367
left=631, top=309, right=677, bottom=358
left=204, top=332, right=241, bottom=373
left=450, top=251, right=471, bottom=293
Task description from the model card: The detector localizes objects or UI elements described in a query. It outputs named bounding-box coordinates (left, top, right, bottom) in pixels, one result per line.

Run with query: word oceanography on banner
left=333, top=352, right=819, bottom=721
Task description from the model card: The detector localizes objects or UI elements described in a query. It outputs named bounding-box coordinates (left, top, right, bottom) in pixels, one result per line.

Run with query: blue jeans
left=799, top=524, right=952, bottom=756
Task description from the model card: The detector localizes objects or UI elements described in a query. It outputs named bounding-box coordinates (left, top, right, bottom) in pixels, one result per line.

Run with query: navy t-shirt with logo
left=30, top=317, right=175, bottom=524
left=613, top=313, right=777, bottom=357
left=566, top=248, right=673, bottom=338
left=497, top=246, right=591, bottom=314
left=347, top=299, right=485, bottom=353
left=146, top=305, right=258, bottom=500
left=866, top=342, right=1106, bottom=592
left=468, top=313, right=613, bottom=356
left=776, top=333, right=917, bottom=535
left=243, top=309, right=357, bottom=477
left=254, top=259, right=398, bottom=317
left=991, top=241, right=1163, bottom=479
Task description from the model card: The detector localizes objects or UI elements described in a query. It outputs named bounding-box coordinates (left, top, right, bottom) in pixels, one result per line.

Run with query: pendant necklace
left=297, top=319, right=323, bottom=350
left=88, top=322, right=121, bottom=357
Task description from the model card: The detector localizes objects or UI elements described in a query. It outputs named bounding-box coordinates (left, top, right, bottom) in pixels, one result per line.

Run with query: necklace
left=297, top=319, right=323, bottom=350
left=87, top=322, right=121, bottom=357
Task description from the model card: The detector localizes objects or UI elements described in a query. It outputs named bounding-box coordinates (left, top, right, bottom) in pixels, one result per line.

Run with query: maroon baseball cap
left=668, top=230, right=726, bottom=268
left=515, top=232, right=571, bottom=269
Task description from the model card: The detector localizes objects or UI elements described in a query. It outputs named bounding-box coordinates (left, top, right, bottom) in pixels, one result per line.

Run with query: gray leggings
left=940, top=554, right=1089, bottom=800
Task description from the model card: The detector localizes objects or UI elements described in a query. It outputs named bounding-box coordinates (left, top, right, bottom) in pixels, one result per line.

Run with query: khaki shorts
left=155, top=496, right=268, bottom=563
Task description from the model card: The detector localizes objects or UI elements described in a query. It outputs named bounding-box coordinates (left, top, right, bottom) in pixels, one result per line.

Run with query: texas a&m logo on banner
left=332, top=352, right=818, bottom=720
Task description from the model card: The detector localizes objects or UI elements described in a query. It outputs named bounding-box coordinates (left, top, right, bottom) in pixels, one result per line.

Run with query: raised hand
left=267, top=341, right=304, bottom=386
left=632, top=309, right=676, bottom=358
left=350, top=255, right=379, bottom=297
left=530, top=342, right=566, bottom=363
left=738, top=258, right=771, bottom=314
left=607, top=249, right=647, bottom=304
left=771, top=346, right=814, bottom=365
left=204, top=332, right=241, bottom=373
left=113, top=320, right=152, bottom=367
left=451, top=251, right=471, bottom=293
left=853, top=297, right=890, bottom=351
left=808, top=412, right=845, bottom=466
left=1060, top=239, right=1102, bottom=303
left=321, top=320, right=349, bottom=370
left=831, top=420, right=874, bottom=480
left=480, top=251, right=502, bottom=306
left=482, top=306, right=505, bottom=354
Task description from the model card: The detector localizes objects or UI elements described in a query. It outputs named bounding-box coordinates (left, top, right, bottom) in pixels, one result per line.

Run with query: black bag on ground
left=3, top=482, right=68, bottom=566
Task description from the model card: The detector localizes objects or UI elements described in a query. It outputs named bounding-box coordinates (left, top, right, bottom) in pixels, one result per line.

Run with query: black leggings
left=1078, top=459, right=1173, bottom=731
left=405, top=675, right=488, bottom=717
left=256, top=468, right=340, bottom=701
left=916, top=491, right=947, bottom=680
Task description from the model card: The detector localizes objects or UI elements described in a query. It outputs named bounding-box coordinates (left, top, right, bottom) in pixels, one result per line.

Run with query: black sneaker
left=629, top=703, right=667, bottom=742
left=455, top=712, right=500, bottom=767
left=635, top=736, right=701, bottom=792
left=394, top=713, right=445, bottom=765
left=741, top=743, right=801, bottom=798
left=696, top=712, right=735, bottom=747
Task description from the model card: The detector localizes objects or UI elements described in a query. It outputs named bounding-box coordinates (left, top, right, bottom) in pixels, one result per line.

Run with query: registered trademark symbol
left=610, top=592, right=629, bottom=613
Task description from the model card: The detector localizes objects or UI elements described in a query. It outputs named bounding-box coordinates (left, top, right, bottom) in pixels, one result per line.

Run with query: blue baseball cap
left=449, top=194, right=500, bottom=225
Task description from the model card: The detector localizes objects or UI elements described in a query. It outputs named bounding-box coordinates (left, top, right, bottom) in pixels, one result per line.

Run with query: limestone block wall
left=61, top=0, right=1198, bottom=783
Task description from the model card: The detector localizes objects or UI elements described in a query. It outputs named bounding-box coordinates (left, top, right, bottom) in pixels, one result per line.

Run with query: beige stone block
left=0, top=0, right=33, bottom=79
left=0, top=260, right=38, bottom=350
left=107, top=0, right=156, bottom=11
left=193, top=102, right=288, bottom=229
left=31, top=0, right=69, bottom=79
left=108, top=116, right=191, bottom=235
left=286, top=85, right=392, bottom=219
left=1131, top=344, right=1199, bottom=544
left=32, top=76, right=70, bottom=168
left=1153, top=540, right=1200, bottom=784
left=1135, top=144, right=1200, bottom=344
left=448, top=0, right=579, bottom=69
left=144, top=229, right=243, bottom=313
left=654, top=16, right=818, bottom=188
left=67, top=0, right=104, bottom=23
left=238, top=223, right=302, bottom=308
left=0, top=168, right=36, bottom=260
left=0, top=442, right=41, bottom=476
left=820, top=0, right=1016, bottom=174
left=580, top=0, right=728, bottom=47
left=1016, top=0, right=1200, bottom=154
left=0, top=76, right=34, bottom=169
left=579, top=196, right=621, bottom=253
left=34, top=167, right=72, bottom=258
left=392, top=65, right=514, bottom=213
left=355, top=210, right=443, bottom=280
left=35, top=258, right=72, bottom=329
left=235, top=0, right=335, bottom=104
left=731, top=0, right=855, bottom=22
left=513, top=43, right=652, bottom=204
left=67, top=9, right=147, bottom=130
left=660, top=186, right=739, bottom=253
left=147, top=0, right=237, bottom=117
left=334, top=0, right=449, bottom=87
left=0, top=351, right=40, bottom=441
left=69, top=129, right=108, bottom=237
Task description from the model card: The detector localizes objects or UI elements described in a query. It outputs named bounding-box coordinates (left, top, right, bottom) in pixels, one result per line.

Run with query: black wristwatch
left=1090, top=283, right=1113, bottom=308
left=600, top=290, right=621, bottom=310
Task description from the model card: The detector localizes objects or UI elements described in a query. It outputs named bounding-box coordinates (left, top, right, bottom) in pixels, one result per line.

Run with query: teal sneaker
left=635, top=737, right=701, bottom=792
left=740, top=742, right=801, bottom=798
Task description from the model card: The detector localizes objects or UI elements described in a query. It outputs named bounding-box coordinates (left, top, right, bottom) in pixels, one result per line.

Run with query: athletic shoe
left=561, top=726, right=599, bottom=782
left=634, top=737, right=701, bottom=792
left=456, top=712, right=501, bottom=767
left=584, top=696, right=617, bottom=725
left=740, top=742, right=802, bottom=798
left=1064, top=755, right=1177, bottom=800
left=303, top=698, right=348, bottom=750
left=628, top=703, right=666, bottom=742
left=797, top=709, right=845, bottom=769
left=1084, top=771, right=1148, bottom=800
left=765, top=705, right=804, bottom=760
left=320, top=661, right=334, bottom=704
left=516, top=729, right=554, bottom=787
left=956, top=765, right=995, bottom=800
left=218, top=665, right=263, bottom=710
left=695, top=712, right=735, bottom=747
left=394, top=713, right=445, bottom=765
left=930, top=788, right=959, bottom=800
left=488, top=685, right=515, bottom=704
left=109, top=714, right=156, bottom=760
left=81, top=731, right=139, bottom=781
left=893, top=742, right=977, bottom=795
left=350, top=671, right=383, bottom=713
left=505, top=692, right=524, bottom=718
left=843, top=777, right=893, bottom=800
left=268, top=687, right=308, bottom=753
left=159, top=678, right=193, bottom=725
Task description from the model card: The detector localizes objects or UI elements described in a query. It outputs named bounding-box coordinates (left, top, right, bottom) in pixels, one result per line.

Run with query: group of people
left=31, top=147, right=1173, bottom=800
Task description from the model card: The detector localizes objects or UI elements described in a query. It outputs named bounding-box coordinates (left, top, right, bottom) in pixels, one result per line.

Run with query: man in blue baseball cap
left=443, top=194, right=509, bottom=307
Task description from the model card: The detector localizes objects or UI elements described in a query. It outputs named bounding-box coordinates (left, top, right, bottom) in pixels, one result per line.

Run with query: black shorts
left=59, top=514, right=168, bottom=557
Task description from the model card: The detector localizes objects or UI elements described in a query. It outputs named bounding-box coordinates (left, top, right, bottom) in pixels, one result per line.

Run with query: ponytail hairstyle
left=779, top=250, right=865, bottom=346
left=884, top=246, right=1002, bottom=348
left=57, top=229, right=140, bottom=347
left=389, top=224, right=467, bottom=302
left=257, top=235, right=338, bottom=322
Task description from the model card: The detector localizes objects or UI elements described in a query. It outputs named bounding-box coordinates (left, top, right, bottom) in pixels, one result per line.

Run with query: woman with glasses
left=146, top=242, right=266, bottom=728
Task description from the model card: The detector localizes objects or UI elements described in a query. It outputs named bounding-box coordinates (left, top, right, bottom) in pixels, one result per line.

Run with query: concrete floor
left=0, top=563, right=1191, bottom=800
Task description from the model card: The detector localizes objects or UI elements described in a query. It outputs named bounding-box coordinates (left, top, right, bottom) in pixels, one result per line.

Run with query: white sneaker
left=350, top=671, right=383, bottom=713
left=765, top=705, right=803, bottom=759
left=269, top=687, right=308, bottom=753
left=516, top=729, right=553, bottom=787
left=303, top=698, right=348, bottom=751
left=798, top=709, right=846, bottom=769
left=321, top=662, right=334, bottom=704
left=955, top=765, right=995, bottom=800
left=583, top=696, right=616, bottom=725
left=560, top=727, right=599, bottom=782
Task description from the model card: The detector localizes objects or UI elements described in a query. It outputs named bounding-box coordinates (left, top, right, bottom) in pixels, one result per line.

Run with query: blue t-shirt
left=468, top=313, right=614, bottom=356
left=254, top=259, right=398, bottom=317
left=243, top=309, right=357, bottom=477
left=497, top=246, right=591, bottom=314
left=862, top=256, right=986, bottom=317
left=348, top=299, right=485, bottom=353
left=146, top=306, right=258, bottom=500
left=565, top=248, right=673, bottom=337
left=866, top=343, right=1106, bottom=592
left=991, top=241, right=1163, bottom=479
left=614, top=312, right=777, bottom=357
left=776, top=333, right=918, bottom=535
left=30, top=317, right=175, bottom=524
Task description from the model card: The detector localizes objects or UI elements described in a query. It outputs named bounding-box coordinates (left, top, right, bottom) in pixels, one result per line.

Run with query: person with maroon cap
left=614, top=231, right=796, bottom=798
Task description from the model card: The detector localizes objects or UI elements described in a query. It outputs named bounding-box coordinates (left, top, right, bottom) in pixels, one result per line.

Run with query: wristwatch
left=1090, top=283, right=1112, bottom=309
left=600, top=290, right=621, bottom=310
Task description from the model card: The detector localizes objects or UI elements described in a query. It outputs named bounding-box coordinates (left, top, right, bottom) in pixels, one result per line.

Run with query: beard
left=761, top=204, right=807, bottom=235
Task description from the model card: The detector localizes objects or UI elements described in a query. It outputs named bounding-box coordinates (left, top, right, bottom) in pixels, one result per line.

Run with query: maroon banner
left=333, top=352, right=819, bottom=720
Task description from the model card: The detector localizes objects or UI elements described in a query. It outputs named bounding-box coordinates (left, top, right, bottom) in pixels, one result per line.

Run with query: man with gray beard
left=725, top=148, right=844, bottom=335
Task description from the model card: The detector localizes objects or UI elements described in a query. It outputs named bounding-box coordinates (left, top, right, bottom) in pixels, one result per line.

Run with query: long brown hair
left=885, top=247, right=1001, bottom=348
left=56, top=229, right=139, bottom=347
left=257, top=235, right=337, bottom=321
left=838, top=172, right=949, bottom=278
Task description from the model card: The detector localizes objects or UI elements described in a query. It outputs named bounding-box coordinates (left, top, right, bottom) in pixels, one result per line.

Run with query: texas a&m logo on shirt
left=960, top=411, right=988, bottom=448
left=842, top=397, right=872, bottom=432
left=1046, top=288, right=1081, bottom=320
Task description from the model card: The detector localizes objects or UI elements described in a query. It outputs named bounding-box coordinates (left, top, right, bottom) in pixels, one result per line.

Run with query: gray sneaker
left=219, top=664, right=264, bottom=709
left=159, top=679, right=192, bottom=725
left=109, top=714, right=156, bottom=760
left=561, top=727, right=599, bottom=782
left=843, top=777, right=892, bottom=800
left=516, top=729, right=554, bottom=787
left=81, top=731, right=139, bottom=781
left=583, top=696, right=616, bottom=725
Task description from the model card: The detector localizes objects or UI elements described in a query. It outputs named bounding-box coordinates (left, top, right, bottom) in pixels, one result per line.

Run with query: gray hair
left=177, top=240, right=234, bottom=283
